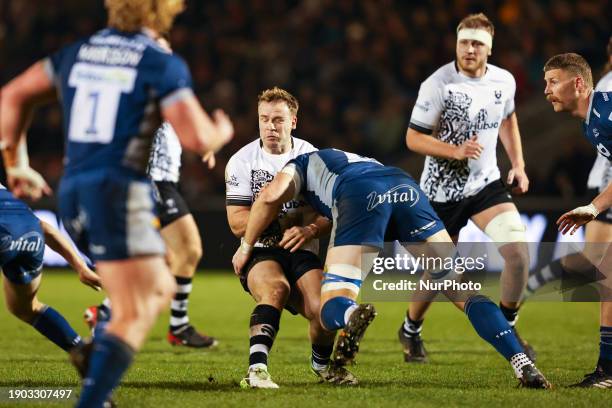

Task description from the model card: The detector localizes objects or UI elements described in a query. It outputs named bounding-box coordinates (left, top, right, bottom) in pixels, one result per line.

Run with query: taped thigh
left=322, top=263, right=362, bottom=294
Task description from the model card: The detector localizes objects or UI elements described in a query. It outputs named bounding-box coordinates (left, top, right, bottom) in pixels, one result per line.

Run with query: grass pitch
left=0, top=270, right=609, bottom=407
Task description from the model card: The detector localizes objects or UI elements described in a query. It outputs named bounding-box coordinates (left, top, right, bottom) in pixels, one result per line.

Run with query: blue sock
left=599, top=326, right=612, bottom=374
left=76, top=333, right=134, bottom=408
left=464, top=295, right=523, bottom=360
left=321, top=297, right=357, bottom=331
left=31, top=306, right=81, bottom=351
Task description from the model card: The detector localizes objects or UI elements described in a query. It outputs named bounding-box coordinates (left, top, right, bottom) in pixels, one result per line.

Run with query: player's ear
left=574, top=76, right=585, bottom=92
left=291, top=114, right=297, bottom=130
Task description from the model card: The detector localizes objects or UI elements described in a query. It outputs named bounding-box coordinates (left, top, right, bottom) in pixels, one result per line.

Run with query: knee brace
left=484, top=211, right=526, bottom=243
left=321, top=264, right=362, bottom=295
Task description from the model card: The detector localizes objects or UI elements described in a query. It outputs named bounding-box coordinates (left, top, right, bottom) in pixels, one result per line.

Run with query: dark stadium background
left=1, top=0, right=610, bottom=267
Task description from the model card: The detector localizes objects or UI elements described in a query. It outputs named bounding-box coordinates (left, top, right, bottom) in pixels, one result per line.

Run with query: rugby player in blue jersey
left=232, top=148, right=551, bottom=388
left=0, top=177, right=100, bottom=356
left=0, top=1, right=234, bottom=406
left=544, top=52, right=612, bottom=388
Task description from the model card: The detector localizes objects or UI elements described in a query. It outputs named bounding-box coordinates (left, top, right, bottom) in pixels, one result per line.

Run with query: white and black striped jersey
left=409, top=61, right=516, bottom=203
left=147, top=122, right=182, bottom=183
left=225, top=137, right=319, bottom=253
left=587, top=71, right=612, bottom=192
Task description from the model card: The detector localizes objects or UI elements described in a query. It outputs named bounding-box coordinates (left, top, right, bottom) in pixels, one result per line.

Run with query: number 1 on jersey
left=67, top=63, right=137, bottom=144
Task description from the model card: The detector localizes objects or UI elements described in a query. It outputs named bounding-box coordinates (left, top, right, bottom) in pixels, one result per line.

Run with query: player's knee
left=184, top=242, right=202, bottom=267
left=259, top=281, right=290, bottom=308
left=302, top=296, right=321, bottom=321
left=484, top=211, right=526, bottom=244
left=500, top=244, right=530, bottom=272
left=7, top=298, right=44, bottom=323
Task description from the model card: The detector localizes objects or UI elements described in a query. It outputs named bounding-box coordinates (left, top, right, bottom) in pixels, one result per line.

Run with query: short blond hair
left=106, top=0, right=185, bottom=34
left=457, top=13, right=495, bottom=37
left=258, top=87, right=299, bottom=116
left=544, top=53, right=593, bottom=88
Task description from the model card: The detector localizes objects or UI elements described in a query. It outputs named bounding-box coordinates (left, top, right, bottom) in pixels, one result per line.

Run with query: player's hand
left=279, top=226, right=316, bottom=253
left=232, top=240, right=252, bottom=276
left=453, top=135, right=483, bottom=160
left=202, top=151, right=216, bottom=169
left=6, top=166, right=52, bottom=201
left=77, top=265, right=102, bottom=291
left=556, top=203, right=599, bottom=235
left=212, top=109, right=235, bottom=146
left=507, top=167, right=529, bottom=195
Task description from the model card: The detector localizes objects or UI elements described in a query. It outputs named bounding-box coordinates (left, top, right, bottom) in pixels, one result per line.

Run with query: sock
left=402, top=316, right=424, bottom=337
left=599, top=326, right=612, bottom=374
left=464, top=295, right=524, bottom=360
left=526, top=259, right=566, bottom=293
left=76, top=333, right=134, bottom=408
left=31, top=305, right=82, bottom=351
left=170, top=277, right=192, bottom=333
left=499, top=303, right=519, bottom=327
left=320, top=297, right=357, bottom=331
left=311, top=344, right=333, bottom=371
left=98, top=298, right=112, bottom=321
left=249, top=304, right=281, bottom=369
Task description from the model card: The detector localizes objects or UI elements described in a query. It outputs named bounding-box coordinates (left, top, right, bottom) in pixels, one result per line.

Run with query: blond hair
left=457, top=13, right=495, bottom=37
left=258, top=87, right=299, bottom=115
left=106, top=0, right=184, bottom=34
left=543, top=53, right=593, bottom=89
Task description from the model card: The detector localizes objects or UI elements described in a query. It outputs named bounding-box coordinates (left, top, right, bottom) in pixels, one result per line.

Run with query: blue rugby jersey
left=44, top=28, right=194, bottom=176
left=584, top=91, right=612, bottom=161
left=284, top=149, right=406, bottom=218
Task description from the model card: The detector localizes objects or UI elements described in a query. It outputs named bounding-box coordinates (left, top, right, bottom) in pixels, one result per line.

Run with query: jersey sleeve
left=156, top=54, right=195, bottom=108
left=225, top=155, right=253, bottom=206
left=503, top=74, right=517, bottom=119
left=408, top=77, right=445, bottom=135
left=43, top=44, right=74, bottom=85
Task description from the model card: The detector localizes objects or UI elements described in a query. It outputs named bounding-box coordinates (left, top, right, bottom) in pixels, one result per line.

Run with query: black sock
left=402, top=316, right=424, bottom=337
left=499, top=303, right=519, bottom=327
left=170, top=277, right=192, bottom=333
left=311, top=344, right=333, bottom=370
left=249, top=304, right=281, bottom=369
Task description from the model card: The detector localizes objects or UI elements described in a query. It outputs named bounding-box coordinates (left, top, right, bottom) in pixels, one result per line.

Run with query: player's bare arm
left=0, top=61, right=55, bottom=154
left=39, top=220, right=101, bottom=291
left=406, top=127, right=483, bottom=160
left=227, top=205, right=252, bottom=238
left=232, top=172, right=295, bottom=274
left=499, top=112, right=529, bottom=194
left=557, top=182, right=612, bottom=235
left=1, top=62, right=55, bottom=199
left=162, top=97, right=234, bottom=156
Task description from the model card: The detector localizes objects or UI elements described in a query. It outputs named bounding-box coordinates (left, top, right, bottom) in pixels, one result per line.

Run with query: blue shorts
left=58, top=169, right=165, bottom=262
left=331, top=173, right=445, bottom=248
left=0, top=190, right=45, bottom=285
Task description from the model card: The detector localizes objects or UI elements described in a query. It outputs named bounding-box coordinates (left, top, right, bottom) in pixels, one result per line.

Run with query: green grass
left=0, top=270, right=609, bottom=407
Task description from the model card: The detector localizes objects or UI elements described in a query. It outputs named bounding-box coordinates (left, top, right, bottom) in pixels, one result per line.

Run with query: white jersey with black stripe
left=147, top=122, right=182, bottom=183
left=225, top=137, right=319, bottom=253
left=409, top=62, right=516, bottom=203
left=587, top=71, right=612, bottom=192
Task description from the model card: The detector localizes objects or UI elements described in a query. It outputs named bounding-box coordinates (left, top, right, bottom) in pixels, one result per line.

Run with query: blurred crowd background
left=0, top=0, right=610, bottom=208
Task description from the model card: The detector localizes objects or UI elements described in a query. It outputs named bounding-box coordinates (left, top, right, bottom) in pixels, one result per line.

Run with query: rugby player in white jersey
left=226, top=87, right=354, bottom=388
left=84, top=121, right=218, bottom=348
left=399, top=13, right=535, bottom=362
